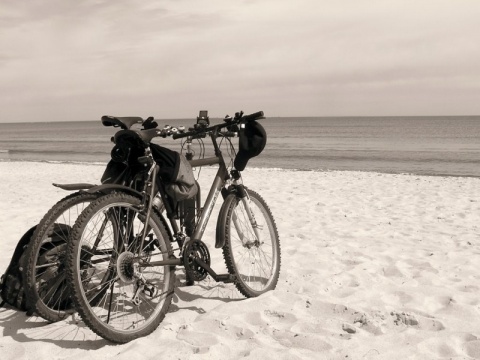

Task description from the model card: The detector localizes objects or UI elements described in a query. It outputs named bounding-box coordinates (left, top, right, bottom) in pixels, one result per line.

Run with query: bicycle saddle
left=101, top=116, right=144, bottom=130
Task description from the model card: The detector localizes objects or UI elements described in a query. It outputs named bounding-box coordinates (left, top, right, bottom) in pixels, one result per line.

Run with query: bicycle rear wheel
left=66, top=193, right=175, bottom=343
left=24, top=191, right=99, bottom=322
left=219, top=188, right=281, bottom=297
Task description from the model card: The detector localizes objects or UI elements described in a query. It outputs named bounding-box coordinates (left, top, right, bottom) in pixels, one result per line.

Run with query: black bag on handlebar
left=151, top=144, right=198, bottom=202
left=234, top=120, right=267, bottom=171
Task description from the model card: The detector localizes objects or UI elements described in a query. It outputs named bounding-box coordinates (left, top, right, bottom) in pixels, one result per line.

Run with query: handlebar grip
left=242, top=111, right=265, bottom=122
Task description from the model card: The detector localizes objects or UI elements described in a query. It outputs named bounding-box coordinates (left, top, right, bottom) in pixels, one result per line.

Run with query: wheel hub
left=117, top=251, right=136, bottom=283
left=244, top=240, right=261, bottom=249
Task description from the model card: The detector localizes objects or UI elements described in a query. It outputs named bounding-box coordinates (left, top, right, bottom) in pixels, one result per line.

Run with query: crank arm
left=193, top=258, right=236, bottom=283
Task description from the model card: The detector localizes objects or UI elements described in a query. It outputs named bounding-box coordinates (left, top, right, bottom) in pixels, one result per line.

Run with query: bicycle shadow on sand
left=0, top=307, right=110, bottom=350
left=0, top=276, right=242, bottom=349
left=168, top=273, right=244, bottom=314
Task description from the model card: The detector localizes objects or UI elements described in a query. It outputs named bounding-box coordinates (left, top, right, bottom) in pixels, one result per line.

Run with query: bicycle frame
left=190, top=147, right=227, bottom=240
left=144, top=130, right=249, bottom=275
left=166, top=130, right=231, bottom=248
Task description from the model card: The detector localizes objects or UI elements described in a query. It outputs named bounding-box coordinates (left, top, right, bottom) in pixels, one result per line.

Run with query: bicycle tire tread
left=24, top=191, right=98, bottom=322
left=221, top=189, right=281, bottom=298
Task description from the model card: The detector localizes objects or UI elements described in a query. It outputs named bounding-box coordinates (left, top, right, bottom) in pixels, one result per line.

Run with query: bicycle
left=65, top=110, right=281, bottom=343
left=23, top=116, right=167, bottom=322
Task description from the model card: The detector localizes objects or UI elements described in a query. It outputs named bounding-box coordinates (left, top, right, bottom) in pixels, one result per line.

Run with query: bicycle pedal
left=143, top=284, right=157, bottom=298
left=215, top=274, right=236, bottom=283
left=185, top=279, right=195, bottom=286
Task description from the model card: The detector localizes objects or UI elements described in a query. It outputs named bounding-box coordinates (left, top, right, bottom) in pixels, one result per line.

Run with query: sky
left=1, top=0, right=480, bottom=122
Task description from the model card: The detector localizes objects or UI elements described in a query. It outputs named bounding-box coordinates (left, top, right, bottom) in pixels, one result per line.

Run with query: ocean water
left=0, top=116, right=479, bottom=177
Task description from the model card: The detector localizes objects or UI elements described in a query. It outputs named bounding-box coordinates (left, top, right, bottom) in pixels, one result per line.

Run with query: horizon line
left=1, top=114, right=480, bottom=125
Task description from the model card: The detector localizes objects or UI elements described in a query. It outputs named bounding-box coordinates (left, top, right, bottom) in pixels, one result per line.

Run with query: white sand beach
left=0, top=161, right=479, bottom=359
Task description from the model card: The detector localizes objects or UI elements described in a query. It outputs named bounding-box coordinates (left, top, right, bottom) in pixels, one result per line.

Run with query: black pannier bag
left=234, top=120, right=267, bottom=171
left=0, top=224, right=72, bottom=312
left=151, top=144, right=198, bottom=202
left=101, top=132, right=148, bottom=185
left=0, top=226, right=35, bottom=310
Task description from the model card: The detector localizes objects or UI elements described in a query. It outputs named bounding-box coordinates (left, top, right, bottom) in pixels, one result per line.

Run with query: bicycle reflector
left=234, top=120, right=267, bottom=171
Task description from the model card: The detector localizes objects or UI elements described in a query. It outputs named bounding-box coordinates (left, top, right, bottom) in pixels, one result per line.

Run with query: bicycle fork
left=232, top=185, right=262, bottom=247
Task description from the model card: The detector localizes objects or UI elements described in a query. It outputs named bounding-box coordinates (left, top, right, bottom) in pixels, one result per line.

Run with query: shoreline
left=1, top=158, right=479, bottom=179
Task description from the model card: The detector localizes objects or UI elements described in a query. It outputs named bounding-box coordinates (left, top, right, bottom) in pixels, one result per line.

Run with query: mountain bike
left=65, top=110, right=281, bottom=343
left=23, top=116, right=167, bottom=322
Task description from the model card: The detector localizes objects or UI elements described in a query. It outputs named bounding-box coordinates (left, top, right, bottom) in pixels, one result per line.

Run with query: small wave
left=248, top=167, right=323, bottom=172
left=7, top=149, right=108, bottom=156
left=0, top=158, right=107, bottom=166
left=0, top=149, right=9, bottom=153
left=43, top=160, right=108, bottom=166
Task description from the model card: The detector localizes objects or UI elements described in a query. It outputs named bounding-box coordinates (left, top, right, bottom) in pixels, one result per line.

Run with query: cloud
left=0, top=0, right=479, bottom=121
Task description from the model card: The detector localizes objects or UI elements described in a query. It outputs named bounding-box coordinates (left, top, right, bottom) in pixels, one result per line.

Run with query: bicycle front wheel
left=66, top=193, right=175, bottom=343
left=219, top=188, right=281, bottom=297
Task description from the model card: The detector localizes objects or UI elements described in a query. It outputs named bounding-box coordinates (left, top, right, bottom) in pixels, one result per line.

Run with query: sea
left=0, top=116, right=479, bottom=177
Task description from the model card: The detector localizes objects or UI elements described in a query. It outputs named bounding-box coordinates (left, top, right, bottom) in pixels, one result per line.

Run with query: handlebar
left=109, top=110, right=264, bottom=144
left=172, top=111, right=264, bottom=140
left=241, top=111, right=265, bottom=122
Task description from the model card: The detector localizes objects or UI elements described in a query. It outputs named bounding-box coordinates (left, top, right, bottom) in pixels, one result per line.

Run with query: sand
left=0, top=161, right=479, bottom=359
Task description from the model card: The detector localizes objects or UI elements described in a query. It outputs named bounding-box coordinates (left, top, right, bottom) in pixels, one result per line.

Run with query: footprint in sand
left=390, top=311, right=445, bottom=331
left=272, top=330, right=333, bottom=352
left=391, top=311, right=419, bottom=326
left=176, top=325, right=219, bottom=348
left=458, top=284, right=480, bottom=293
left=420, top=333, right=479, bottom=359
left=1, top=343, right=25, bottom=360
left=304, top=301, right=387, bottom=336
left=287, top=248, right=297, bottom=256
left=176, top=318, right=256, bottom=353
left=463, top=339, right=480, bottom=359
left=263, top=309, right=298, bottom=327
left=382, top=263, right=405, bottom=277
left=381, top=291, right=413, bottom=307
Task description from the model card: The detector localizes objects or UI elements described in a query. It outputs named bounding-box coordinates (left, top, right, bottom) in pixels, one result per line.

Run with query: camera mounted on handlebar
left=187, top=110, right=209, bottom=136
left=195, top=110, right=209, bottom=129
